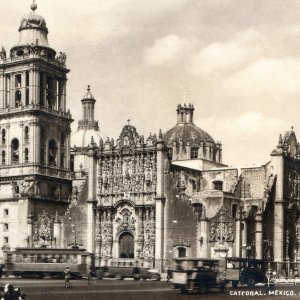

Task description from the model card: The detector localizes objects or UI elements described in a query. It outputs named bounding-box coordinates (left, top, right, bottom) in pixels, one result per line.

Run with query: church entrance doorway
left=119, top=232, right=134, bottom=258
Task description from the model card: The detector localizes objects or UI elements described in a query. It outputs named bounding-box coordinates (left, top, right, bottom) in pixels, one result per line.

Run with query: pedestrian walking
left=167, top=266, right=172, bottom=282
left=87, top=267, right=92, bottom=285
left=64, top=266, right=71, bottom=288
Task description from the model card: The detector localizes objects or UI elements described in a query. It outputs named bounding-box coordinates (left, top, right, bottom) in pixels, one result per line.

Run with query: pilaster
left=255, top=209, right=263, bottom=259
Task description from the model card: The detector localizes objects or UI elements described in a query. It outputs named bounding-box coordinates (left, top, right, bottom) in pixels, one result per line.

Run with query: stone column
left=86, top=149, right=97, bottom=253
left=198, top=142, right=204, bottom=158
left=32, top=69, right=40, bottom=105
left=255, top=209, right=263, bottom=259
left=242, top=216, right=247, bottom=257
left=0, top=74, right=4, bottom=109
left=21, top=72, right=26, bottom=105
left=271, top=148, right=284, bottom=263
left=155, top=134, right=165, bottom=272
left=53, top=212, right=60, bottom=248
left=60, top=223, right=65, bottom=248
left=235, top=210, right=241, bottom=257
left=19, top=123, right=24, bottom=164
left=10, top=73, right=15, bottom=108
left=42, top=73, right=47, bottom=107
left=6, top=125, right=10, bottom=165
left=27, top=211, right=33, bottom=247
left=65, top=130, right=70, bottom=169
left=199, top=216, right=209, bottom=257
left=62, top=79, right=67, bottom=112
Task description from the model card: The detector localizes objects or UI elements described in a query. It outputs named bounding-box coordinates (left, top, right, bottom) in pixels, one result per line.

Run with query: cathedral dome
left=163, top=104, right=215, bottom=147
left=164, top=123, right=215, bottom=147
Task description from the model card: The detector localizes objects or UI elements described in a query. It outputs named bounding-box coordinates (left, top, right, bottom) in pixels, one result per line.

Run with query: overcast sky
left=1, top=0, right=300, bottom=166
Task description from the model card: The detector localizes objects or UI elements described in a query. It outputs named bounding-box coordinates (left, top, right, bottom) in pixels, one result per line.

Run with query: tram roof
left=226, top=257, right=264, bottom=263
left=173, top=257, right=220, bottom=263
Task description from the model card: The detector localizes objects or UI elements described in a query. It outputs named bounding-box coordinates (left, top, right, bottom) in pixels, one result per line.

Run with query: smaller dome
left=71, top=128, right=106, bottom=148
left=82, top=85, right=95, bottom=100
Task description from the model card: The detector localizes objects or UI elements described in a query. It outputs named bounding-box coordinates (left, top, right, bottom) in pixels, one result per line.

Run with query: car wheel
left=180, top=286, right=188, bottom=294
left=232, top=280, right=239, bottom=288
left=247, top=277, right=255, bottom=288
left=115, top=274, right=123, bottom=280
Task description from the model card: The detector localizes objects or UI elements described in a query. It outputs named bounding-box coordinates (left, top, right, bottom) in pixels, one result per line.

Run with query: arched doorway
left=119, top=232, right=134, bottom=258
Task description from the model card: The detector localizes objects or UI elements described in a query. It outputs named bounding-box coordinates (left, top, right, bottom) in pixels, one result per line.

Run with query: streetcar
left=5, top=247, right=92, bottom=279
left=172, top=257, right=225, bottom=294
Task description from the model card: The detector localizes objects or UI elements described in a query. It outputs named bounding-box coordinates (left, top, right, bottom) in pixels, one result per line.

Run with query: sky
left=1, top=0, right=300, bottom=167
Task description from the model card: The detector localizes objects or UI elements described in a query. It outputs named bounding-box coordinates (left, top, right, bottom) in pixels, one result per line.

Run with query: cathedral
left=0, top=3, right=299, bottom=274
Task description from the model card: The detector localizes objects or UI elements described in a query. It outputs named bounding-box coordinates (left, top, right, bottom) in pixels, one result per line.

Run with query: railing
left=0, top=53, right=66, bottom=68
left=0, top=104, right=72, bottom=118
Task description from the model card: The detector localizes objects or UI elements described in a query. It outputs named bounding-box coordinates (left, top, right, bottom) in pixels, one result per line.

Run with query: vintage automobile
left=225, top=257, right=266, bottom=288
left=94, top=266, right=161, bottom=281
left=172, top=258, right=225, bottom=294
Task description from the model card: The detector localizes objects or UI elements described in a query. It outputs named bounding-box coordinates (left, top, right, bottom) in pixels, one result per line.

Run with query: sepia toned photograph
left=0, top=0, right=300, bottom=299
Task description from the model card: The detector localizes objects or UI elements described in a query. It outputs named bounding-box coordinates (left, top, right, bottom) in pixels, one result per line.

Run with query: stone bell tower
left=0, top=2, right=73, bottom=255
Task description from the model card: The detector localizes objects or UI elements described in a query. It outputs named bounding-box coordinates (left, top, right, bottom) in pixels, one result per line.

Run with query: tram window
left=6, top=254, right=12, bottom=263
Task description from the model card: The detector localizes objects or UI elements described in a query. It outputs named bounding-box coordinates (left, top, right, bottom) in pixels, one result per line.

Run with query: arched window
left=61, top=132, right=65, bottom=147
left=24, top=148, right=29, bottom=162
left=11, top=138, right=19, bottom=162
left=24, top=126, right=29, bottom=140
left=15, top=90, right=21, bottom=107
left=2, top=151, right=5, bottom=165
left=2, top=129, right=5, bottom=144
left=70, top=154, right=74, bottom=172
left=60, top=153, right=65, bottom=168
left=48, top=139, right=57, bottom=165
left=40, top=127, right=45, bottom=164
left=178, top=247, right=186, bottom=258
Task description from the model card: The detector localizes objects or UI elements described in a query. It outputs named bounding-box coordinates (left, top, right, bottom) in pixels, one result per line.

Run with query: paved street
left=1, top=278, right=300, bottom=300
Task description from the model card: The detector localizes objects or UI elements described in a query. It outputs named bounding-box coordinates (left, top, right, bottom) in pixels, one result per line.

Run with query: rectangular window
left=3, top=223, right=8, bottom=231
left=4, top=209, right=8, bottom=217
left=3, top=237, right=8, bottom=244
left=191, top=147, right=199, bottom=159
left=213, top=181, right=223, bottom=191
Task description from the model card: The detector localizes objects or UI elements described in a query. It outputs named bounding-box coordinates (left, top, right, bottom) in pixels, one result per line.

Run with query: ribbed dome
left=71, top=128, right=106, bottom=148
left=163, top=103, right=216, bottom=147
left=163, top=123, right=215, bottom=147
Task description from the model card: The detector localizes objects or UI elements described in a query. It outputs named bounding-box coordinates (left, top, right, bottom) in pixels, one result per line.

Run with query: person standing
left=64, top=266, right=71, bottom=288
left=167, top=267, right=172, bottom=282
